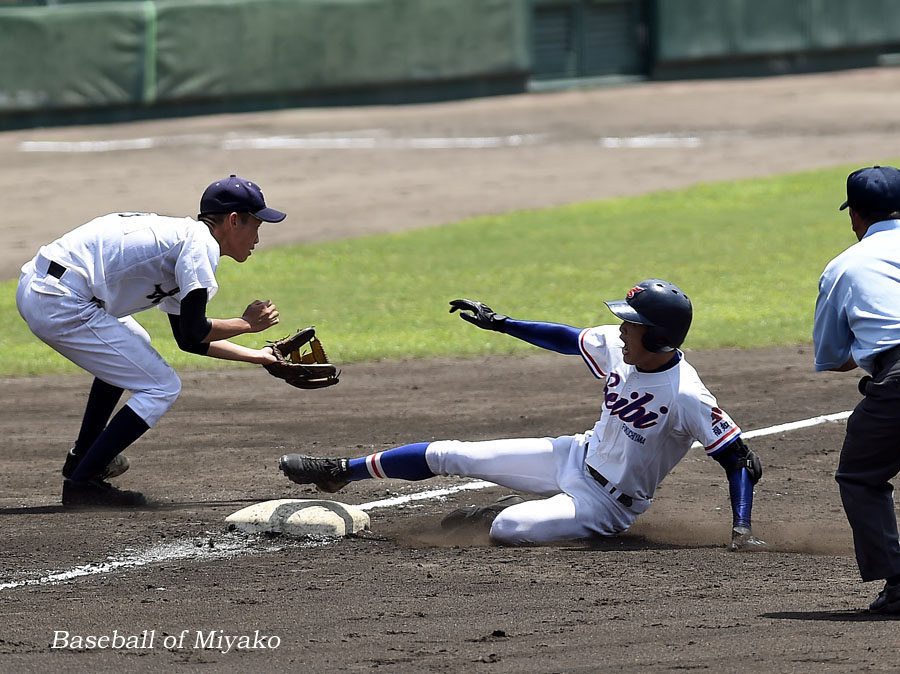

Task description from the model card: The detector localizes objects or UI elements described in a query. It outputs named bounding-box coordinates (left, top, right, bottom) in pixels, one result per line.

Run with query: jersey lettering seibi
left=579, top=325, right=740, bottom=502
left=37, top=212, right=220, bottom=318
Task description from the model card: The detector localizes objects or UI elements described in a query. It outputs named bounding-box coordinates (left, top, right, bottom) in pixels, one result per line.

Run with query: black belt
left=586, top=465, right=633, bottom=508
left=41, top=260, right=103, bottom=307
left=873, top=344, right=900, bottom=377
left=47, top=260, right=67, bottom=279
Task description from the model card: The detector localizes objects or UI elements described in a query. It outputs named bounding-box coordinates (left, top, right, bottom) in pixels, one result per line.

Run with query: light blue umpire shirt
left=814, top=219, right=900, bottom=374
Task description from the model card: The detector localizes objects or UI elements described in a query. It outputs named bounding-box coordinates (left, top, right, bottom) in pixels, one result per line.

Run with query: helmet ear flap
left=641, top=326, right=673, bottom=353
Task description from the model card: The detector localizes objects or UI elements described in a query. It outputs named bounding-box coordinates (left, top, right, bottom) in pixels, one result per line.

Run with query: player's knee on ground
left=489, top=506, right=568, bottom=546
left=128, top=371, right=182, bottom=427
left=489, top=510, right=535, bottom=545
left=491, top=508, right=529, bottom=545
left=489, top=495, right=595, bottom=545
left=490, top=509, right=574, bottom=545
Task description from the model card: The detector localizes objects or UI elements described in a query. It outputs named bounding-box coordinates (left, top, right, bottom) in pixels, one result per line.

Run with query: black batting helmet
left=604, top=279, right=692, bottom=353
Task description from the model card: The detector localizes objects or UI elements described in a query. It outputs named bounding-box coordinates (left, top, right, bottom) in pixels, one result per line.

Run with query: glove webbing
left=291, top=337, right=328, bottom=364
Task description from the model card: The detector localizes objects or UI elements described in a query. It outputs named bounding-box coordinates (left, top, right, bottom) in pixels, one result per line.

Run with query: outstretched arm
left=709, top=436, right=768, bottom=551
left=449, top=299, right=582, bottom=355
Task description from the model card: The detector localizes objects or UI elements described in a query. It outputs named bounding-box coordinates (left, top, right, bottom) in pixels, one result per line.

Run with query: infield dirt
left=3, top=68, right=900, bottom=673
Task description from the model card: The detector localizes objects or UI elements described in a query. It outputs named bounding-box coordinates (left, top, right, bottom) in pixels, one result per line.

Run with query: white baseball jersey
left=423, top=324, right=742, bottom=543
left=579, top=325, right=741, bottom=503
left=17, top=212, right=221, bottom=427
left=34, top=212, right=220, bottom=317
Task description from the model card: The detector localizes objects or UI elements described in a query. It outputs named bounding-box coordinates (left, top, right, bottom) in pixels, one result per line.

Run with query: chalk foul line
left=0, top=409, right=853, bottom=591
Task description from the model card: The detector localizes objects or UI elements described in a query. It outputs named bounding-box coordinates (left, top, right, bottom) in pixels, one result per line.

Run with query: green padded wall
left=0, top=0, right=530, bottom=120
left=655, top=0, right=900, bottom=62
left=0, top=3, right=152, bottom=112
left=153, top=0, right=529, bottom=103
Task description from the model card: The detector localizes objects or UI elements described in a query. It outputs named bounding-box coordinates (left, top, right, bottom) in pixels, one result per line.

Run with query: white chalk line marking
left=221, top=134, right=547, bottom=150
left=17, top=130, right=752, bottom=153
left=599, top=134, right=702, bottom=148
left=739, top=410, right=852, bottom=441
left=0, top=536, right=298, bottom=591
left=357, top=479, right=494, bottom=512
left=0, top=409, right=852, bottom=591
left=17, top=132, right=548, bottom=153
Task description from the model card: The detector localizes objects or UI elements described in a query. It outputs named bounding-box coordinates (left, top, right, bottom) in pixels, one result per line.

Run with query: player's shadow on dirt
left=145, top=498, right=266, bottom=511
left=565, top=533, right=720, bottom=552
left=0, top=505, right=67, bottom=515
left=0, top=498, right=263, bottom=516
left=763, top=610, right=900, bottom=622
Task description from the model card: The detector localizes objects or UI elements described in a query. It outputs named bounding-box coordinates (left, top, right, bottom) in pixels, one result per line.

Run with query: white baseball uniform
left=425, top=325, right=741, bottom=544
left=16, top=212, right=220, bottom=427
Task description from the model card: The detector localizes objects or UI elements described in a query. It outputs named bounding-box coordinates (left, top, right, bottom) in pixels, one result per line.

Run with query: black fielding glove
left=448, top=299, right=508, bottom=332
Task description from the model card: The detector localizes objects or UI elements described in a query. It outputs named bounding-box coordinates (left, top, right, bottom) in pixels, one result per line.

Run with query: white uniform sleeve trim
left=578, top=327, right=606, bottom=378
left=704, top=426, right=741, bottom=453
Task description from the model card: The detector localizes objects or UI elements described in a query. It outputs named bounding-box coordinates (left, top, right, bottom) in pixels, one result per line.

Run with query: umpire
left=814, top=165, right=900, bottom=614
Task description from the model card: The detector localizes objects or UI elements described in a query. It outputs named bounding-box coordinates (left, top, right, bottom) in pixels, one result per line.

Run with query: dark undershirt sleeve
left=168, top=288, right=212, bottom=356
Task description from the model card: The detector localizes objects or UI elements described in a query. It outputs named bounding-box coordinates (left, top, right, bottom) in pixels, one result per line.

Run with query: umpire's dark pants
left=837, top=352, right=900, bottom=582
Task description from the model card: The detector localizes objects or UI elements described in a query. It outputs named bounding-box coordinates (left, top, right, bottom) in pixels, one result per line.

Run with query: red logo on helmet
left=626, top=285, right=645, bottom=299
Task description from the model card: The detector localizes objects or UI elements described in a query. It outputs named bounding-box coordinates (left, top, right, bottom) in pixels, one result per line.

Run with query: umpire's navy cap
left=200, top=175, right=287, bottom=222
left=840, top=165, right=900, bottom=212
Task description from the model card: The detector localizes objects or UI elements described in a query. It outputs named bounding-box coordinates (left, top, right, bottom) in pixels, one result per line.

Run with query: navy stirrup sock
left=348, top=442, right=434, bottom=481
left=72, top=378, right=125, bottom=456
left=69, top=405, right=149, bottom=481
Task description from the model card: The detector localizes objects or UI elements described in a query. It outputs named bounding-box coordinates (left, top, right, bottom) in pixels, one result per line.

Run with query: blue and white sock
left=348, top=442, right=434, bottom=482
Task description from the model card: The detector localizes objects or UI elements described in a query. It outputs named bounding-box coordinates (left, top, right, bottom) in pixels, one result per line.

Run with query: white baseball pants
left=426, top=434, right=641, bottom=544
left=17, top=259, right=181, bottom=427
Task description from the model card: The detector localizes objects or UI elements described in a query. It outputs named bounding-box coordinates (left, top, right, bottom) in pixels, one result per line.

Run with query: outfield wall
left=653, top=0, right=900, bottom=78
left=0, top=0, right=531, bottom=127
left=3, top=0, right=900, bottom=129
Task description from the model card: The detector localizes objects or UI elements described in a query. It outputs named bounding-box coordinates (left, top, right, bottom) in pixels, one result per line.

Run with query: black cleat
left=279, top=454, right=351, bottom=493
left=869, top=581, right=900, bottom=614
left=62, top=477, right=146, bottom=508
left=440, top=494, right=525, bottom=530
left=62, top=449, right=130, bottom=481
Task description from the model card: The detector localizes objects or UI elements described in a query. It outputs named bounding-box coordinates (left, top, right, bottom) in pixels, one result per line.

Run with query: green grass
left=0, top=163, right=875, bottom=376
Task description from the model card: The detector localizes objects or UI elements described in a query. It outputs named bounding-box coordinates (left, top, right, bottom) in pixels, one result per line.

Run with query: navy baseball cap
left=200, top=175, right=286, bottom=222
left=840, top=165, right=900, bottom=212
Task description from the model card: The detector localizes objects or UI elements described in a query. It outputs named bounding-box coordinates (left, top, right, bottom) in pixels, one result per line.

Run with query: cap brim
left=605, top=299, right=652, bottom=325
left=839, top=200, right=849, bottom=211
left=252, top=207, right=287, bottom=223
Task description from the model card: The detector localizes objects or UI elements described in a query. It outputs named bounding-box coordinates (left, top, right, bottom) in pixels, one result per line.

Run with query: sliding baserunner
left=280, top=279, right=767, bottom=550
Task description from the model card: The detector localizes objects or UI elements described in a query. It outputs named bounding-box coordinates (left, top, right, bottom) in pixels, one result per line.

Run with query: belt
left=46, top=260, right=67, bottom=279
left=586, top=465, right=633, bottom=508
left=35, top=256, right=104, bottom=307
left=873, top=344, right=900, bottom=377
left=35, top=253, right=68, bottom=280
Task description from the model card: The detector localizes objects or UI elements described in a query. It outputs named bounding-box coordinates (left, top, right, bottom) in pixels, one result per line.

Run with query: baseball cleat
left=440, top=494, right=525, bottom=530
left=62, top=477, right=146, bottom=508
left=869, top=581, right=900, bottom=614
left=62, top=449, right=130, bottom=481
left=279, top=454, right=351, bottom=493
left=729, top=526, right=769, bottom=551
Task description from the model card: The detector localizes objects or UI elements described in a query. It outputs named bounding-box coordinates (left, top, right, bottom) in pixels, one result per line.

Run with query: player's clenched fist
left=242, top=299, right=280, bottom=332
left=449, top=299, right=508, bottom=332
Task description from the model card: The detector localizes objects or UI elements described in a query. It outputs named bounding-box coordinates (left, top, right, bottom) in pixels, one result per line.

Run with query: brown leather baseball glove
left=264, top=327, right=339, bottom=389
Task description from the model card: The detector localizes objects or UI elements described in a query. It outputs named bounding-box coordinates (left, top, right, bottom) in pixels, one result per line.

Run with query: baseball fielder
left=17, top=175, right=287, bottom=507
left=280, top=279, right=766, bottom=549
